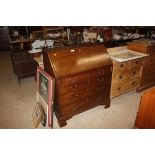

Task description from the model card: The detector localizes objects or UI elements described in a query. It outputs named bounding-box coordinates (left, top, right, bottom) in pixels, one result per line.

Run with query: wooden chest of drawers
left=43, top=44, right=112, bottom=127
left=127, top=41, right=155, bottom=91
left=107, top=46, right=145, bottom=98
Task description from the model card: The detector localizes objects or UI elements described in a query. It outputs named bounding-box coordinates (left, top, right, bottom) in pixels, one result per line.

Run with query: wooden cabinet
left=43, top=44, right=113, bottom=127
left=9, top=37, right=36, bottom=85
left=11, top=52, right=36, bottom=85
left=134, top=88, right=155, bottom=129
left=127, top=41, right=155, bottom=91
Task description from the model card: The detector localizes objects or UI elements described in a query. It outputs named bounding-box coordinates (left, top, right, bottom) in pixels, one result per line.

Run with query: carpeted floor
left=0, top=51, right=146, bottom=129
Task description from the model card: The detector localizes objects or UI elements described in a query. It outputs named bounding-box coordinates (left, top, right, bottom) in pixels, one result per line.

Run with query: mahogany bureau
left=43, top=44, right=113, bottom=127
left=127, top=41, right=155, bottom=91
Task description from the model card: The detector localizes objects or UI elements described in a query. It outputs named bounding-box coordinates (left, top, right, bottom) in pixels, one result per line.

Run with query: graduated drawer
left=57, top=66, right=112, bottom=87
left=113, top=61, right=129, bottom=71
left=142, top=64, right=155, bottom=74
left=58, top=74, right=111, bottom=95
left=130, top=58, right=143, bottom=69
left=59, top=103, right=78, bottom=116
left=111, top=77, right=140, bottom=98
left=143, top=55, right=155, bottom=65
left=77, top=93, right=106, bottom=111
left=140, top=74, right=155, bottom=86
left=112, top=68, right=141, bottom=84
left=58, top=82, right=111, bottom=106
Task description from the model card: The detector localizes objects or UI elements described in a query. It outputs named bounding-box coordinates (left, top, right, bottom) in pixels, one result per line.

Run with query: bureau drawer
left=143, top=55, right=155, bottom=65
left=77, top=94, right=105, bottom=111
left=59, top=92, right=108, bottom=117
left=111, top=77, right=140, bottom=98
left=58, top=74, right=112, bottom=96
left=57, top=66, right=112, bottom=87
left=58, top=82, right=110, bottom=106
left=113, top=61, right=129, bottom=71
left=59, top=103, right=77, bottom=116
left=142, top=64, right=155, bottom=74
left=130, top=58, right=143, bottom=69
left=140, top=74, right=155, bottom=86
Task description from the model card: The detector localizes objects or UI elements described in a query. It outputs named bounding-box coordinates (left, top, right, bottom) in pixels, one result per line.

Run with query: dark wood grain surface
left=44, top=44, right=113, bottom=127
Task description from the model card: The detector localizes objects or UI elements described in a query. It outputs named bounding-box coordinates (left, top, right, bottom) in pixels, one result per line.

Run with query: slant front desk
left=43, top=44, right=112, bottom=127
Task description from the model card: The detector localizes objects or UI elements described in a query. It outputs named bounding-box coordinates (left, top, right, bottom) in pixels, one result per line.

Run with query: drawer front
left=112, top=68, right=141, bottom=84
left=57, top=66, right=112, bottom=87
left=111, top=77, right=140, bottom=98
left=77, top=94, right=106, bottom=111
left=140, top=74, right=155, bottom=86
left=58, top=81, right=111, bottom=106
left=112, top=70, right=129, bottom=84
left=58, top=72, right=112, bottom=96
left=113, top=61, right=129, bottom=71
left=142, top=64, right=155, bottom=74
left=143, top=55, right=155, bottom=65
left=59, top=103, right=77, bottom=116
left=129, top=68, right=141, bottom=79
left=130, top=58, right=143, bottom=69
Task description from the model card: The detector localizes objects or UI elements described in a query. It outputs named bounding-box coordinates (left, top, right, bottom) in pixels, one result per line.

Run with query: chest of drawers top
left=43, top=44, right=112, bottom=79
left=127, top=40, right=155, bottom=55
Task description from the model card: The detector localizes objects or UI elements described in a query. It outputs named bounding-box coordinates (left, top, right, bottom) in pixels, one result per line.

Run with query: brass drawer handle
left=87, top=80, right=90, bottom=84
left=119, top=75, right=123, bottom=79
left=75, top=94, right=78, bottom=97
left=132, top=82, right=136, bottom=85
left=86, top=88, right=89, bottom=91
left=118, top=87, right=121, bottom=90
left=70, top=96, right=73, bottom=99
left=97, top=77, right=104, bottom=81
left=120, top=64, right=124, bottom=68
left=135, top=61, right=139, bottom=64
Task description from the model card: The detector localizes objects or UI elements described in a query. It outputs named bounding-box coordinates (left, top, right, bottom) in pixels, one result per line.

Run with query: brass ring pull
left=120, top=64, right=124, bottom=68
left=87, top=80, right=90, bottom=84
left=132, top=82, right=135, bottom=85
left=135, top=61, right=139, bottom=64
left=119, top=75, right=123, bottom=79
left=118, top=87, right=121, bottom=90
